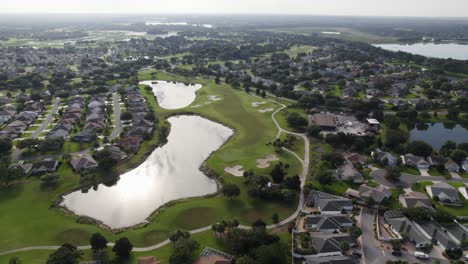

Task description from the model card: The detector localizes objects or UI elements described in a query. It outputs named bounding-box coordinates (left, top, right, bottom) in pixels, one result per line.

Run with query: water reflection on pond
left=140, top=80, right=202, bottom=110
left=62, top=115, right=233, bottom=229
left=409, top=122, right=468, bottom=150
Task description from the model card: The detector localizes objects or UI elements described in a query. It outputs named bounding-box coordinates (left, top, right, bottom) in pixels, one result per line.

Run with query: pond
left=62, top=115, right=233, bottom=229
left=374, top=43, right=468, bottom=60
left=409, top=123, right=468, bottom=150
left=140, top=80, right=202, bottom=110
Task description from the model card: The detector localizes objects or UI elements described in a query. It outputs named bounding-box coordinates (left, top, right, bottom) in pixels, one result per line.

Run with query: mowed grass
left=0, top=71, right=303, bottom=254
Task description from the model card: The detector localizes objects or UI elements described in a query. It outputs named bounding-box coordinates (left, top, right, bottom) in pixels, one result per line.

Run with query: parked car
left=392, top=250, right=402, bottom=256
left=352, top=251, right=362, bottom=258
left=415, top=251, right=429, bottom=259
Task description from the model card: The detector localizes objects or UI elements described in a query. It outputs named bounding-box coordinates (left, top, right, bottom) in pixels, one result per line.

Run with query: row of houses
left=0, top=103, right=16, bottom=126
left=0, top=100, right=43, bottom=140
left=402, top=153, right=465, bottom=173
left=384, top=210, right=468, bottom=251
left=118, top=87, right=154, bottom=153
left=298, top=191, right=358, bottom=263
left=72, top=94, right=107, bottom=143
left=46, top=95, right=85, bottom=142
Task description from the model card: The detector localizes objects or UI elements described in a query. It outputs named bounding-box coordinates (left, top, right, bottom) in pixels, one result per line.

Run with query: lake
left=140, top=80, right=202, bottom=109
left=145, top=22, right=213, bottom=28
left=374, top=43, right=468, bottom=60
left=62, top=115, right=233, bottom=228
left=409, top=123, right=468, bottom=150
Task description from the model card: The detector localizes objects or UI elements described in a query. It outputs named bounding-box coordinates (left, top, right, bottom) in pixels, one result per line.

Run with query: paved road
left=0, top=100, right=311, bottom=256
left=29, top=98, right=60, bottom=139
left=361, top=207, right=386, bottom=264
left=107, top=93, right=122, bottom=141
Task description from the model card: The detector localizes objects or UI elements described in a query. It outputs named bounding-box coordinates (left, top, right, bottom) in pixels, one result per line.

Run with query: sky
left=2, top=0, right=468, bottom=17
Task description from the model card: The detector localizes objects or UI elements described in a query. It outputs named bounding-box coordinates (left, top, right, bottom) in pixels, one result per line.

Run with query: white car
left=414, top=251, right=429, bottom=259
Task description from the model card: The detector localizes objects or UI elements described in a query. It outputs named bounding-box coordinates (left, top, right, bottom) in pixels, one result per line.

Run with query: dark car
left=352, top=251, right=362, bottom=258
left=392, top=250, right=403, bottom=256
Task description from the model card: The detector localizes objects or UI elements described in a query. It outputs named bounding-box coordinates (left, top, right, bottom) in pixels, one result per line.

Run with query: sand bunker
left=224, top=165, right=245, bottom=177
left=256, top=154, right=279, bottom=168
left=251, top=101, right=267, bottom=107
left=207, top=95, right=222, bottom=101
left=258, top=108, right=274, bottom=113
left=190, top=104, right=203, bottom=108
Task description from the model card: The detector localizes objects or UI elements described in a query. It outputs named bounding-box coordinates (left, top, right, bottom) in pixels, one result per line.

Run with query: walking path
left=107, top=93, right=122, bottom=141
left=0, top=101, right=310, bottom=256
left=29, top=98, right=61, bottom=139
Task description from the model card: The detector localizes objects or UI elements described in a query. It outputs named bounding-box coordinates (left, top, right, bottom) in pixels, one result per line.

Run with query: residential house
left=304, top=256, right=357, bottom=264
left=366, top=118, right=380, bottom=129
left=418, top=222, right=460, bottom=250
left=31, top=160, right=59, bottom=175
left=103, top=145, right=128, bottom=161
left=342, top=152, right=368, bottom=166
left=398, top=192, right=434, bottom=212
left=345, top=185, right=391, bottom=204
left=193, top=247, right=234, bottom=264
left=462, top=158, right=468, bottom=172
left=336, top=164, right=363, bottom=183
left=402, top=154, right=430, bottom=170
left=70, top=154, right=98, bottom=172
left=72, top=130, right=97, bottom=143
left=445, top=158, right=460, bottom=172
left=428, top=154, right=447, bottom=167
left=306, top=191, right=353, bottom=215
left=118, top=135, right=143, bottom=153
left=427, top=183, right=461, bottom=206
left=303, top=215, right=353, bottom=233
left=383, top=210, right=432, bottom=249
left=310, top=233, right=355, bottom=257
left=372, top=149, right=398, bottom=167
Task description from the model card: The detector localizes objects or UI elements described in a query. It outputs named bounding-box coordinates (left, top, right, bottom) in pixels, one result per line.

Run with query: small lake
left=62, top=115, right=233, bottom=228
left=409, top=123, right=468, bottom=150
left=145, top=22, right=213, bottom=28
left=140, top=80, right=202, bottom=110
left=374, top=43, right=468, bottom=60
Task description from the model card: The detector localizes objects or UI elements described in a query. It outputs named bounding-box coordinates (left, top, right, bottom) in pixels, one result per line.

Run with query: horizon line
left=0, top=12, right=468, bottom=19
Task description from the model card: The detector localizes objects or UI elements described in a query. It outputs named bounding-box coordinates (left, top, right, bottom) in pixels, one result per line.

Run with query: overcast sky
left=3, top=0, right=468, bottom=17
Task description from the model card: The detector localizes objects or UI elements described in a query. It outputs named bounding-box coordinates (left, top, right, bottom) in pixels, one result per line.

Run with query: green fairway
left=0, top=71, right=303, bottom=254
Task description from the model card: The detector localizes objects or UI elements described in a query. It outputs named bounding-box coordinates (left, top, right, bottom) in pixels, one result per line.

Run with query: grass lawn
left=62, top=141, right=93, bottom=153
left=428, top=168, right=450, bottom=177
left=275, top=107, right=308, bottom=133
left=0, top=71, right=304, bottom=254
left=283, top=45, right=316, bottom=57
left=412, top=181, right=468, bottom=216
left=401, top=166, right=421, bottom=175
left=0, top=228, right=292, bottom=264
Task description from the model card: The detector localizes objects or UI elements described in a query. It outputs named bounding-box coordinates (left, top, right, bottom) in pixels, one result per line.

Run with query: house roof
left=337, top=163, right=363, bottom=183
left=430, top=183, right=460, bottom=203
left=312, top=114, right=336, bottom=128
left=70, top=154, right=98, bottom=171
left=305, top=215, right=353, bottom=230
left=311, top=233, right=354, bottom=254
left=193, top=247, right=233, bottom=264
left=305, top=256, right=357, bottom=264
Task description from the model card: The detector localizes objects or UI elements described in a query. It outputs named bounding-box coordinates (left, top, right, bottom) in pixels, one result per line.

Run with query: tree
left=391, top=239, right=402, bottom=251
left=256, top=243, right=287, bottom=264
left=46, top=243, right=82, bottom=264
left=440, top=141, right=457, bottom=157
left=252, top=219, right=267, bottom=229
left=112, top=237, right=133, bottom=258
left=16, top=138, right=39, bottom=150
left=90, top=232, right=108, bottom=251
left=270, top=164, right=285, bottom=183
left=348, top=226, right=363, bottom=239
left=93, top=149, right=114, bottom=170
left=169, top=238, right=199, bottom=264
left=406, top=141, right=433, bottom=157
left=451, top=150, right=467, bottom=164
left=445, top=247, right=462, bottom=260
left=8, top=257, right=21, bottom=264
left=340, top=240, right=350, bottom=253
left=40, top=174, right=59, bottom=189
left=260, top=90, right=266, bottom=98
left=215, top=76, right=221, bottom=84
left=317, top=170, right=334, bottom=185
left=236, top=256, right=256, bottom=264
left=169, top=229, right=190, bottom=246
left=283, top=175, right=300, bottom=191
left=221, top=184, right=240, bottom=199
left=385, top=166, right=401, bottom=182
left=272, top=213, right=279, bottom=224
left=120, top=111, right=132, bottom=120
left=365, top=196, right=375, bottom=207
left=92, top=249, right=109, bottom=264
left=306, top=125, right=321, bottom=137
left=286, top=112, right=308, bottom=129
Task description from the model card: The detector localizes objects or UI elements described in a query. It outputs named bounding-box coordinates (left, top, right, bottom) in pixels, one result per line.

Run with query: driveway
left=29, top=98, right=60, bottom=139
left=107, top=93, right=122, bottom=141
